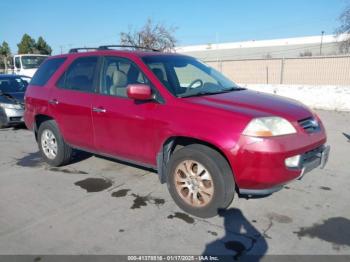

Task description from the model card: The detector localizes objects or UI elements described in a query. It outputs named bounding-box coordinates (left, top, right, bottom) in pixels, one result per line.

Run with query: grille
left=9, top=117, right=22, bottom=122
left=298, top=117, right=320, bottom=133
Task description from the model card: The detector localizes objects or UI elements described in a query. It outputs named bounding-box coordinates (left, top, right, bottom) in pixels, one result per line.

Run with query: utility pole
left=215, top=32, right=221, bottom=71
left=320, top=31, right=325, bottom=56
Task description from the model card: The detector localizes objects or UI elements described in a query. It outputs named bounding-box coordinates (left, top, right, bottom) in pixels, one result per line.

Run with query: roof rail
left=68, top=47, right=98, bottom=53
left=98, top=45, right=160, bottom=52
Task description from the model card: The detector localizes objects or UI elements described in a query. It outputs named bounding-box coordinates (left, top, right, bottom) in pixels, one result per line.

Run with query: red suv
left=24, top=46, right=329, bottom=217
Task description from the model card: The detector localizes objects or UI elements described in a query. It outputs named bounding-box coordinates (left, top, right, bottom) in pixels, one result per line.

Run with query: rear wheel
left=38, top=120, right=72, bottom=166
left=166, top=144, right=235, bottom=218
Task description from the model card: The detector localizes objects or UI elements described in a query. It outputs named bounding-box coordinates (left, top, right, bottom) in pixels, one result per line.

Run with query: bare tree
left=0, top=41, right=11, bottom=73
left=336, top=5, right=350, bottom=53
left=120, top=19, right=177, bottom=52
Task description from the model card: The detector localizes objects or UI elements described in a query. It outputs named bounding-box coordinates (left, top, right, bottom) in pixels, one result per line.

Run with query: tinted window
left=0, top=77, right=28, bottom=93
left=21, top=55, right=47, bottom=69
left=31, top=57, right=66, bottom=86
left=100, top=56, right=148, bottom=97
left=14, top=57, right=21, bottom=69
left=57, top=56, right=98, bottom=92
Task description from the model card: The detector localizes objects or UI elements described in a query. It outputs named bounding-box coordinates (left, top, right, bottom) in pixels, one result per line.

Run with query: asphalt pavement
left=0, top=110, right=349, bottom=258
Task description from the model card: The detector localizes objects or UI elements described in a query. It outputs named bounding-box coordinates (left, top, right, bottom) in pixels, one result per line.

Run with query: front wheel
left=0, top=113, right=8, bottom=129
left=38, top=120, right=72, bottom=166
left=166, top=144, right=235, bottom=218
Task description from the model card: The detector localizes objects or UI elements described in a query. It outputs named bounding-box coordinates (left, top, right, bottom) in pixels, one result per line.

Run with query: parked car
left=24, top=46, right=329, bottom=217
left=0, top=75, right=28, bottom=128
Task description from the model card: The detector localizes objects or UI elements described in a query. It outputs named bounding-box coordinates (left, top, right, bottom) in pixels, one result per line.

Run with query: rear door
left=92, top=56, right=159, bottom=165
left=49, top=56, right=99, bottom=150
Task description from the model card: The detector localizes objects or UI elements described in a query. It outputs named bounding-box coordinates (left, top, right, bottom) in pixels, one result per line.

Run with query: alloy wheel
left=41, top=129, right=58, bottom=160
left=174, top=160, right=214, bottom=207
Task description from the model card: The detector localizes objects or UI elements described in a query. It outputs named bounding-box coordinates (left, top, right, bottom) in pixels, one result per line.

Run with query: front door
left=92, top=56, right=158, bottom=165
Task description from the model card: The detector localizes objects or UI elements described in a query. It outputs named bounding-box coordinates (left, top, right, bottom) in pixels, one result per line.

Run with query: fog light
left=285, top=155, right=301, bottom=168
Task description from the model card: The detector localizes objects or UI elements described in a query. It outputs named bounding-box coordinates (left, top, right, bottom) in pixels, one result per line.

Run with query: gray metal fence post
left=280, top=57, right=285, bottom=84
left=266, top=66, right=269, bottom=84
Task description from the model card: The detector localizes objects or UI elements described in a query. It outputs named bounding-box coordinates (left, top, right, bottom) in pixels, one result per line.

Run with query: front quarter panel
left=153, top=100, right=251, bottom=167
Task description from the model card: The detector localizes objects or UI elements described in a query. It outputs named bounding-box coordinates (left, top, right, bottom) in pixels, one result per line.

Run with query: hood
left=20, top=69, right=37, bottom=78
left=186, top=90, right=312, bottom=121
left=0, top=92, right=25, bottom=105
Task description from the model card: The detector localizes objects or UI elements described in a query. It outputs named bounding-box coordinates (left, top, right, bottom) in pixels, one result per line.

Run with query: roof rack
left=68, top=47, right=99, bottom=53
left=98, top=45, right=160, bottom=52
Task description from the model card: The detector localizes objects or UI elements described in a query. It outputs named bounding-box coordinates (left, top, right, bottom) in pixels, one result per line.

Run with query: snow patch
left=240, top=84, right=350, bottom=112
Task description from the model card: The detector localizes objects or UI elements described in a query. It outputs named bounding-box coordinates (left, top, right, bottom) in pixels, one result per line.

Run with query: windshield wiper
left=222, top=86, right=246, bottom=92
left=0, top=91, right=20, bottom=104
left=178, top=86, right=246, bottom=98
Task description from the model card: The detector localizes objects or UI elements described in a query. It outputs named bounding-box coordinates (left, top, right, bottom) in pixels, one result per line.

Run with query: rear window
left=30, top=57, right=66, bottom=86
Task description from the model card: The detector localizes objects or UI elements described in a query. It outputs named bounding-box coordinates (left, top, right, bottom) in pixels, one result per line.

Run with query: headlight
left=243, top=117, right=296, bottom=137
left=0, top=103, right=23, bottom=110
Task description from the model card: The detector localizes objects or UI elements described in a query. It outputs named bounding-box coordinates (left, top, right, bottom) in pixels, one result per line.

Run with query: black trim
left=69, top=47, right=98, bottom=53
left=98, top=45, right=160, bottom=52
left=68, top=46, right=160, bottom=54
left=239, top=185, right=283, bottom=196
left=71, top=145, right=157, bottom=171
left=156, top=139, right=174, bottom=184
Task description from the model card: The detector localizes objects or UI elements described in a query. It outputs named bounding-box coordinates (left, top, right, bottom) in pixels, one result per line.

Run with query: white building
left=177, top=34, right=349, bottom=60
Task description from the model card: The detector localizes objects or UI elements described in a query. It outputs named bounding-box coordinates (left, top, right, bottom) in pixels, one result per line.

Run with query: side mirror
left=127, top=84, right=153, bottom=101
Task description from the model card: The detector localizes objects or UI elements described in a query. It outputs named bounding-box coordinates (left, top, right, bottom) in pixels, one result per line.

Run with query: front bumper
left=239, top=144, right=330, bottom=196
left=230, top=123, right=328, bottom=194
left=0, top=107, right=24, bottom=126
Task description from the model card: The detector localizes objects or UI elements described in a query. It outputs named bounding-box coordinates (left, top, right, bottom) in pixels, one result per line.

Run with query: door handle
left=48, top=99, right=59, bottom=105
left=92, top=107, right=106, bottom=113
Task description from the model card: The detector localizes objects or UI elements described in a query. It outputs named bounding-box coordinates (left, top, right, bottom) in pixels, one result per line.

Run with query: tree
left=120, top=19, right=177, bottom=52
left=336, top=5, right=350, bottom=53
left=300, top=50, right=313, bottom=57
left=17, top=34, right=36, bottom=54
left=35, top=36, right=52, bottom=55
left=17, top=34, right=52, bottom=55
left=0, top=41, right=11, bottom=72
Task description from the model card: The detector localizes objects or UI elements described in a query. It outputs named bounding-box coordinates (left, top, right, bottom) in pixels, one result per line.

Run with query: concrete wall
left=206, top=55, right=350, bottom=86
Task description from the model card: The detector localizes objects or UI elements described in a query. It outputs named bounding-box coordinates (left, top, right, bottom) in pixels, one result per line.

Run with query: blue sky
left=0, top=0, right=348, bottom=54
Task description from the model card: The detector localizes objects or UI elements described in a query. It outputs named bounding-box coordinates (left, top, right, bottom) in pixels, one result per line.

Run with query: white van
left=12, top=54, right=48, bottom=77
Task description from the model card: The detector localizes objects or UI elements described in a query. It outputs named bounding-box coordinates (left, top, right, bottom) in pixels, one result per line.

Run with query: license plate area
left=320, top=145, right=330, bottom=169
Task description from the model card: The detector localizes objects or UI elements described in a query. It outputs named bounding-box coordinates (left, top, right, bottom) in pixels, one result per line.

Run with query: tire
left=166, top=144, right=235, bottom=218
left=0, top=111, right=8, bottom=129
left=37, top=120, right=72, bottom=166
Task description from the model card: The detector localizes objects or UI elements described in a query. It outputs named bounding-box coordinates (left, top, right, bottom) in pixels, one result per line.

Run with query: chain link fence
left=205, top=55, right=350, bottom=86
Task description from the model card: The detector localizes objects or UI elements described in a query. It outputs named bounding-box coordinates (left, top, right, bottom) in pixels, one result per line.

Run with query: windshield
left=0, top=77, right=28, bottom=93
left=142, top=55, right=240, bottom=97
left=21, top=56, right=47, bottom=69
